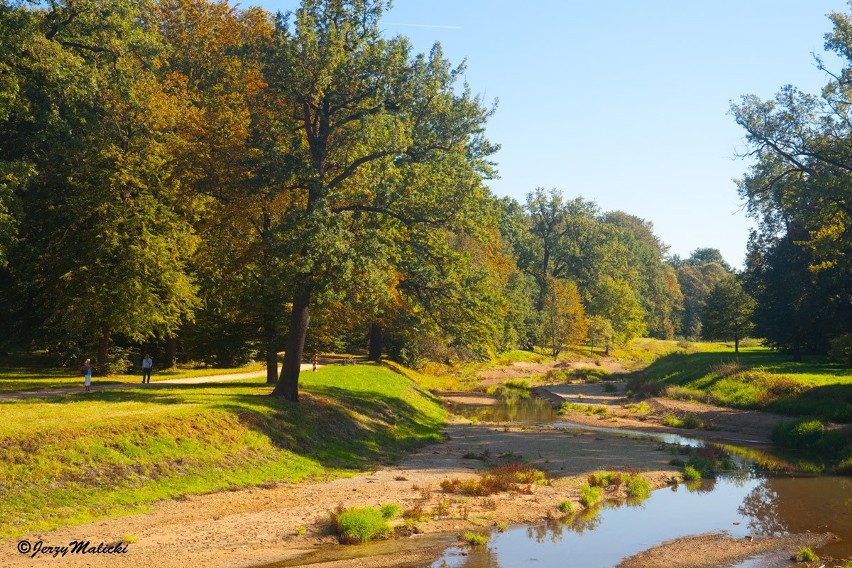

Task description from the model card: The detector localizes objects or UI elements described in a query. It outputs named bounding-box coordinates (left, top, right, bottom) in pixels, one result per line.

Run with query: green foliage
left=682, top=465, right=702, bottom=481
left=460, top=531, right=489, bottom=546
left=579, top=484, right=603, bottom=507
left=662, top=413, right=704, bottom=429
left=624, top=474, right=652, bottom=499
left=332, top=507, right=391, bottom=543
left=440, top=463, right=548, bottom=496
left=557, top=500, right=574, bottom=514
left=539, top=276, right=588, bottom=358
left=701, top=276, right=755, bottom=353
left=792, top=547, right=819, bottom=562
left=588, top=471, right=625, bottom=488
left=380, top=503, right=402, bottom=520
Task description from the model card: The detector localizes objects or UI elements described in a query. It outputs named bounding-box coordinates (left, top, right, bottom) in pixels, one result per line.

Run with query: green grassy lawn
left=0, top=363, right=445, bottom=538
left=0, top=354, right=267, bottom=394
left=633, top=346, right=852, bottom=423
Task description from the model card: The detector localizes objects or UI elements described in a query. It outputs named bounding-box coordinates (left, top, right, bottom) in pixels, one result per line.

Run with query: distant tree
left=539, top=277, right=587, bottom=358
left=674, top=261, right=728, bottom=339
left=701, top=276, right=755, bottom=353
left=587, top=315, right=614, bottom=356
left=686, top=248, right=731, bottom=271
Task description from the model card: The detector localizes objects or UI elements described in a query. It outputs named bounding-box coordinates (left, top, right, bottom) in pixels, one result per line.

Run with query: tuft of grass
left=460, top=531, right=489, bottom=546
left=791, top=547, right=819, bottom=562
left=331, top=506, right=391, bottom=543
left=588, top=471, right=625, bottom=488
left=624, top=474, right=652, bottom=499
left=557, top=500, right=573, bottom=514
left=579, top=484, right=603, bottom=507
left=682, top=465, right=702, bottom=481
left=380, top=503, right=401, bottom=520
left=122, top=534, right=138, bottom=544
left=662, top=413, right=705, bottom=429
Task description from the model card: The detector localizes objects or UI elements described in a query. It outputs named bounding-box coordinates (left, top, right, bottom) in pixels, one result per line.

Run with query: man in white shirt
left=142, top=354, right=153, bottom=384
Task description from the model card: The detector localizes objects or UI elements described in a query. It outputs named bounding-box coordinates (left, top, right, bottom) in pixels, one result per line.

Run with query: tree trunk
left=97, top=323, right=110, bottom=375
left=263, top=307, right=279, bottom=384
left=273, top=284, right=311, bottom=401
left=164, top=336, right=177, bottom=368
left=368, top=323, right=383, bottom=362
left=734, top=330, right=740, bottom=354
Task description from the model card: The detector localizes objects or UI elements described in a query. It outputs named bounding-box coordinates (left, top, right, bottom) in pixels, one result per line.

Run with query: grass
left=0, top=352, right=267, bottom=394
left=579, top=484, right=603, bottom=507
left=682, top=465, right=702, bottom=481
left=460, top=531, right=489, bottom=546
left=629, top=346, right=852, bottom=423
left=557, top=500, right=573, bottom=514
left=440, top=463, right=549, bottom=496
left=0, top=363, right=445, bottom=539
left=661, top=413, right=705, bottom=429
left=792, top=547, right=819, bottom=562
left=331, top=506, right=391, bottom=543
left=560, top=402, right=613, bottom=419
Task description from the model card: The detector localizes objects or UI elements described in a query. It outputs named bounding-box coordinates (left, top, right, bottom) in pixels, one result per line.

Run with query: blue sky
left=252, top=0, right=848, bottom=267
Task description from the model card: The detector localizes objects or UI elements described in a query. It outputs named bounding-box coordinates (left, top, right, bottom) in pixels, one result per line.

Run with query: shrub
left=332, top=506, right=391, bottom=543
left=557, top=500, right=573, bottom=514
left=682, top=465, right=701, bottom=481
left=588, top=471, right=625, bottom=488
left=579, top=484, right=603, bottom=507
left=461, top=531, right=489, bottom=546
left=662, top=413, right=704, bottom=429
left=625, top=474, right=652, bottom=499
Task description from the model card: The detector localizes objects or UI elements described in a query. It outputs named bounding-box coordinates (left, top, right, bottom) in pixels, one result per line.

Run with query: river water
left=269, top=397, right=852, bottom=567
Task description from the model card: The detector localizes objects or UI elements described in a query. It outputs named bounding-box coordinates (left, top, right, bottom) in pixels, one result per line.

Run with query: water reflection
left=444, top=397, right=556, bottom=423
left=429, top=474, right=852, bottom=568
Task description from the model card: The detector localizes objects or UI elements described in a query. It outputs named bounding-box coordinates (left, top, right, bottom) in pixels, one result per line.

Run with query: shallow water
left=430, top=474, right=852, bottom=567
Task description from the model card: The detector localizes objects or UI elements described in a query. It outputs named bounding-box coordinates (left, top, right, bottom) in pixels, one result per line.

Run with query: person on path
left=312, top=353, right=318, bottom=372
left=142, top=354, right=153, bottom=384
left=82, top=358, right=93, bottom=392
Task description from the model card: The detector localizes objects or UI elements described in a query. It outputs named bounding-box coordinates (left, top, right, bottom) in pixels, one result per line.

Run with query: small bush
left=588, top=471, right=625, bottom=488
left=682, top=465, right=701, bottom=482
left=579, top=484, right=603, bottom=507
left=461, top=531, right=489, bottom=546
left=710, top=360, right=742, bottom=378
left=662, top=413, right=704, bottom=429
left=625, top=474, right=652, bottom=499
left=625, top=401, right=653, bottom=416
left=332, top=506, right=391, bottom=543
left=557, top=500, right=573, bottom=514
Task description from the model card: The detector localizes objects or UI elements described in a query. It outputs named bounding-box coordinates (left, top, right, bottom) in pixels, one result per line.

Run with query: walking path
left=0, top=364, right=317, bottom=401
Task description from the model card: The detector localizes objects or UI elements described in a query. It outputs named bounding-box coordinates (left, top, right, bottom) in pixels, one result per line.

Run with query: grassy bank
left=630, top=346, right=852, bottom=423
left=0, top=363, right=445, bottom=538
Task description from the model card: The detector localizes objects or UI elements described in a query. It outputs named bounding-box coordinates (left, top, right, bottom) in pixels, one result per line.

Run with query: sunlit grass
left=0, top=364, right=445, bottom=539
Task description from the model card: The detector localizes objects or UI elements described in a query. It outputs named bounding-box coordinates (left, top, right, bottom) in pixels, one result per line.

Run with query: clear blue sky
left=251, top=0, right=848, bottom=267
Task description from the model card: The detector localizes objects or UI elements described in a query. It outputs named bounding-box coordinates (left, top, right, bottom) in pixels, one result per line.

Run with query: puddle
left=444, top=396, right=556, bottom=423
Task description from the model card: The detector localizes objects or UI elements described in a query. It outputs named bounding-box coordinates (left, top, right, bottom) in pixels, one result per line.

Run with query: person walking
left=142, top=354, right=153, bottom=384
left=82, top=358, right=93, bottom=392
left=312, top=352, right=318, bottom=372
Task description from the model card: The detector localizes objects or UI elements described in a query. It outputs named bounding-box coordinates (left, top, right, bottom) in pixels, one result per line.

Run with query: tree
left=265, top=0, right=497, bottom=400
left=2, top=0, right=201, bottom=371
left=730, top=6, right=852, bottom=354
left=539, top=276, right=587, bottom=358
left=587, top=315, right=614, bottom=356
left=701, top=275, right=755, bottom=353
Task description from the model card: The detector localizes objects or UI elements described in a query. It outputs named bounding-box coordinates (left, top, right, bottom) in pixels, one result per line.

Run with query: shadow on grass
left=635, top=350, right=852, bottom=423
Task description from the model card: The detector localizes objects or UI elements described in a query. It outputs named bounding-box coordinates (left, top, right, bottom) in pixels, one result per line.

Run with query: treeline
left=0, top=0, right=737, bottom=401
left=5, top=0, right=847, bottom=402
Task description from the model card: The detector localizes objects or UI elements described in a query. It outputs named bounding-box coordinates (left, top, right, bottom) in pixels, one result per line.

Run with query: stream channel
left=270, top=397, right=852, bottom=568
